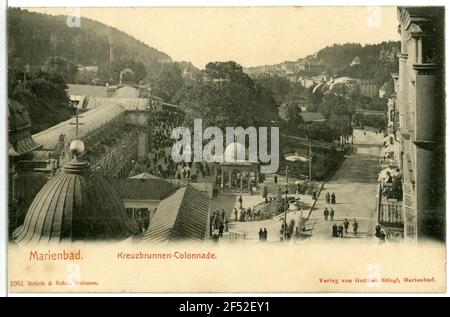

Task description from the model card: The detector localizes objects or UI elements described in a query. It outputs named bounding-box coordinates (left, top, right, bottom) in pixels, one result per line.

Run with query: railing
left=226, top=230, right=246, bottom=243
left=379, top=200, right=404, bottom=228
left=377, top=182, right=404, bottom=228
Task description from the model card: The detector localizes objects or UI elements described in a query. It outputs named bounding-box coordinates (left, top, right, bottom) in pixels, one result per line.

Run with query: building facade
left=359, top=79, right=378, bottom=97
left=394, top=7, right=445, bottom=242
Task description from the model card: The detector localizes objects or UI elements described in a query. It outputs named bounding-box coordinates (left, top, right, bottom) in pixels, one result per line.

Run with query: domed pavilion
left=220, top=141, right=259, bottom=192
left=12, top=140, right=139, bottom=246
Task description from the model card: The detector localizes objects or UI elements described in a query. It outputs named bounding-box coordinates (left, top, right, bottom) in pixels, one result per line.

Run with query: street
left=306, top=129, right=384, bottom=241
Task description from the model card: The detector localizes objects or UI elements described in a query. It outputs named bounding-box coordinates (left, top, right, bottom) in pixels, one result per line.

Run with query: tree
left=102, top=57, right=147, bottom=84
left=175, top=61, right=279, bottom=129
left=9, top=58, right=73, bottom=133
left=254, top=74, right=291, bottom=104
left=149, top=62, right=184, bottom=102
left=44, top=56, right=79, bottom=84
left=279, top=103, right=301, bottom=133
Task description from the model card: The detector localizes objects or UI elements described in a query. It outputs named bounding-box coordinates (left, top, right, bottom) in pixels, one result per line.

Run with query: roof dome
left=112, top=86, right=140, bottom=98
left=13, top=154, right=139, bottom=245
left=223, top=142, right=257, bottom=163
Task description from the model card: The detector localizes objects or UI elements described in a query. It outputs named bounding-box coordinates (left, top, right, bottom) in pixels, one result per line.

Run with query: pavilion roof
left=143, top=184, right=210, bottom=243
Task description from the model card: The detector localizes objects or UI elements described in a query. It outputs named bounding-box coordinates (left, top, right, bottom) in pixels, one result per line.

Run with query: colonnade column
left=412, top=63, right=445, bottom=241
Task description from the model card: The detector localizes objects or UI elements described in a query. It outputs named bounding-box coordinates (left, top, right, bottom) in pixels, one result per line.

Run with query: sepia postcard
left=5, top=4, right=446, bottom=293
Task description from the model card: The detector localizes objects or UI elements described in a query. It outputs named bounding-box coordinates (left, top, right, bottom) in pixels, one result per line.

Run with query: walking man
left=326, top=192, right=331, bottom=204
left=352, top=219, right=358, bottom=236
left=331, top=193, right=336, bottom=204
left=324, top=208, right=329, bottom=221
left=330, top=208, right=335, bottom=221
left=219, top=222, right=225, bottom=238
left=238, top=195, right=243, bottom=209
left=343, top=218, right=349, bottom=234
left=332, top=223, right=338, bottom=237
left=338, top=224, right=344, bottom=238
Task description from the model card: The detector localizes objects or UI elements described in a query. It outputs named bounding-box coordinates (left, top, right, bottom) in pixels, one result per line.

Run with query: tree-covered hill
left=8, top=8, right=171, bottom=69
left=317, top=41, right=400, bottom=87
left=7, top=8, right=177, bottom=133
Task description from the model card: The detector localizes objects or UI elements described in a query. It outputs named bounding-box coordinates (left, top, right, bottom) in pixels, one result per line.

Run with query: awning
left=378, top=167, right=397, bottom=182
left=384, top=144, right=395, bottom=153
left=384, top=135, right=393, bottom=147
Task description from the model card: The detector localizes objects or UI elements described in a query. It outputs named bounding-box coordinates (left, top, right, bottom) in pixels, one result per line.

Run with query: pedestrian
left=246, top=208, right=252, bottom=221
left=259, top=228, right=263, bottom=241
left=219, top=222, right=224, bottom=238
left=330, top=208, right=335, bottom=221
left=224, top=217, right=228, bottom=232
left=326, top=192, right=331, bottom=204
left=274, top=175, right=278, bottom=184
left=338, top=224, right=344, bottom=238
left=352, top=219, right=358, bottom=236
left=240, top=209, right=245, bottom=222
left=332, top=224, right=338, bottom=237
left=263, top=228, right=268, bottom=241
left=380, top=230, right=386, bottom=243
left=238, top=195, right=243, bottom=209
left=375, top=224, right=381, bottom=238
left=331, top=193, right=336, bottom=204
left=343, top=218, right=349, bottom=234
left=234, top=208, right=238, bottom=221
left=324, top=208, right=329, bottom=221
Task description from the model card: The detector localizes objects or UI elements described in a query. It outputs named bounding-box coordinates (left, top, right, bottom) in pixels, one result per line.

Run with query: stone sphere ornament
left=70, top=139, right=85, bottom=157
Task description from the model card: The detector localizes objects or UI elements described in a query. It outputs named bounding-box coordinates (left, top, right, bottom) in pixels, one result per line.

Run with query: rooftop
left=13, top=157, right=139, bottom=245
left=67, top=84, right=110, bottom=98
left=143, top=184, right=210, bottom=243
left=112, top=86, right=140, bottom=98
left=110, top=178, right=176, bottom=201
left=84, top=97, right=149, bottom=111
left=32, top=103, right=126, bottom=150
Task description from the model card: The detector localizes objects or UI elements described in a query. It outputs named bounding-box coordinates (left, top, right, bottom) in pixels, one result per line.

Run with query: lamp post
left=284, top=166, right=289, bottom=240
left=308, top=143, right=312, bottom=187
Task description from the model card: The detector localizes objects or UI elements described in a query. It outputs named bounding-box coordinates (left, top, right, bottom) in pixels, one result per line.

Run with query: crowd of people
left=126, top=108, right=220, bottom=182
left=234, top=207, right=265, bottom=222
left=381, top=168, right=403, bottom=200
left=331, top=218, right=358, bottom=238
left=279, top=219, right=301, bottom=241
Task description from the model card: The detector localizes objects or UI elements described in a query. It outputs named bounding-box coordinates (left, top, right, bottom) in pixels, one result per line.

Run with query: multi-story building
left=381, top=7, right=445, bottom=242
left=359, top=79, right=378, bottom=97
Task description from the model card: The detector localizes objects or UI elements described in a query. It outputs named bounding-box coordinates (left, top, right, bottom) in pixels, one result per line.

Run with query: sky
left=27, top=7, right=400, bottom=69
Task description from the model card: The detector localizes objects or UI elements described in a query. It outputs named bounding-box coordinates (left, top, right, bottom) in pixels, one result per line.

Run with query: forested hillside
left=7, top=8, right=179, bottom=132
left=317, top=41, right=400, bottom=87
left=7, top=8, right=170, bottom=70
